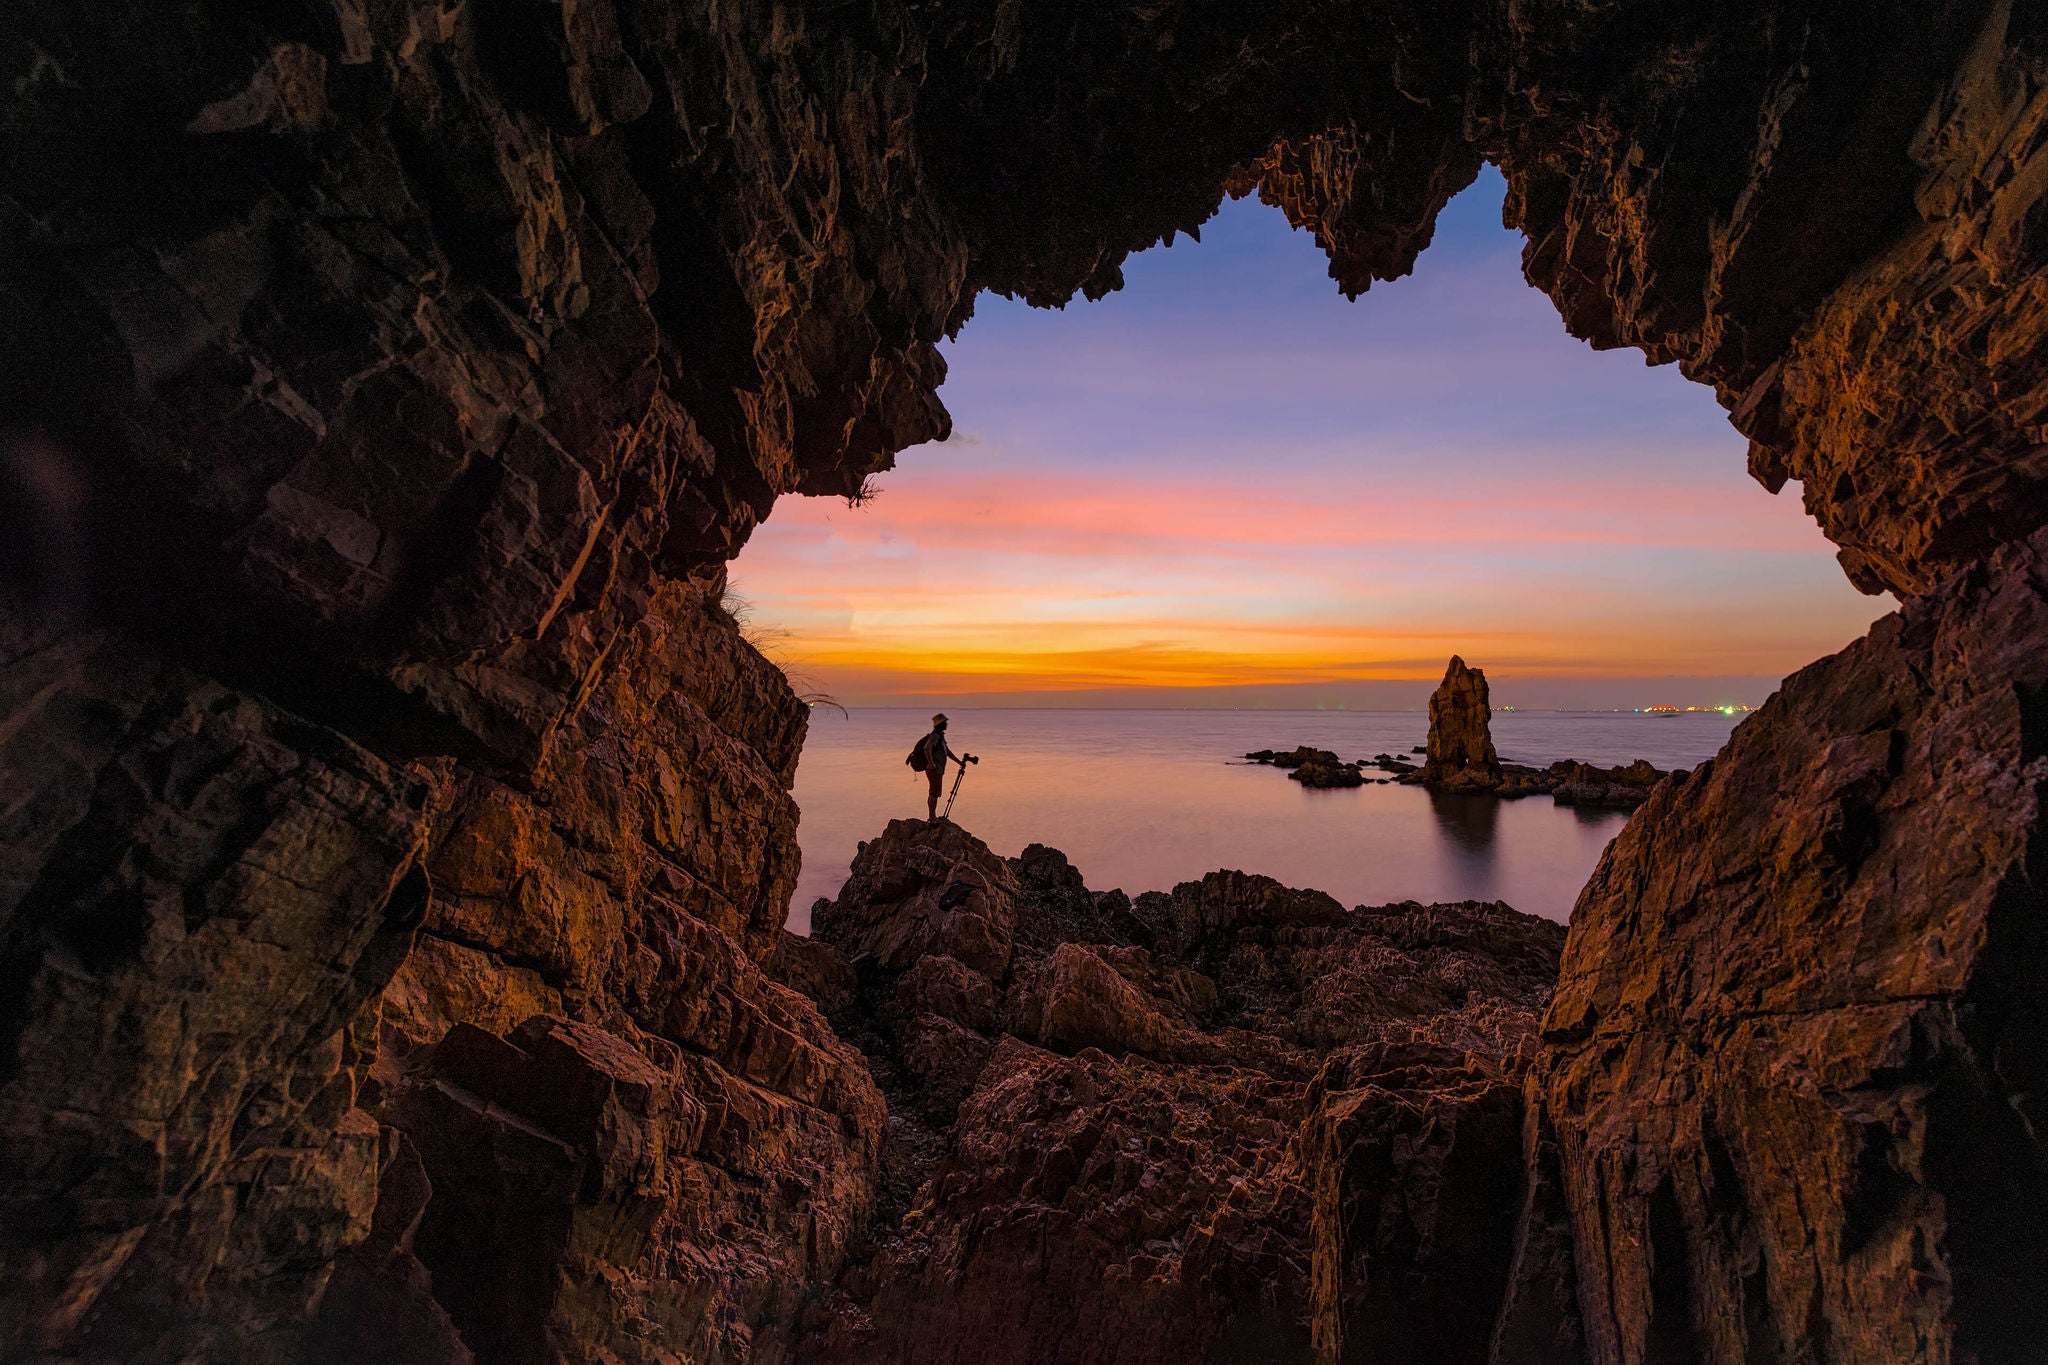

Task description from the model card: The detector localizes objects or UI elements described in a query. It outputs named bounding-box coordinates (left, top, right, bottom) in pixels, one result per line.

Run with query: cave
left=2, top=3, right=2045, bottom=1363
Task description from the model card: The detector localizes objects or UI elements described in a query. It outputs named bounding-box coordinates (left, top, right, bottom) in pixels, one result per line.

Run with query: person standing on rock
left=912, top=712, right=961, bottom=821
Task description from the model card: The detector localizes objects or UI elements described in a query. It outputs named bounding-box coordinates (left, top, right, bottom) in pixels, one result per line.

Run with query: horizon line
left=806, top=703, right=1762, bottom=713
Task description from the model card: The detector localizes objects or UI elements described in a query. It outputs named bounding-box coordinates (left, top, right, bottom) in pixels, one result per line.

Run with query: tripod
left=942, top=753, right=980, bottom=820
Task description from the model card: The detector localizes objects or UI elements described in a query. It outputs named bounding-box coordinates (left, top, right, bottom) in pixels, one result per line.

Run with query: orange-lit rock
left=1507, top=523, right=2048, bottom=1364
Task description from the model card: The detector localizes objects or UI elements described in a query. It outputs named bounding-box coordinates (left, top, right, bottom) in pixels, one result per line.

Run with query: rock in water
left=1422, top=656, right=1503, bottom=791
left=1245, top=746, right=1368, bottom=787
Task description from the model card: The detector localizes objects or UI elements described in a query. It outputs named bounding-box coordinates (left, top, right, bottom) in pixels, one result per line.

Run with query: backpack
left=906, top=735, right=930, bottom=772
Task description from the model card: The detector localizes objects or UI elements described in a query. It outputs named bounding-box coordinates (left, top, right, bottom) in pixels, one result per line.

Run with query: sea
left=781, top=708, right=1745, bottom=933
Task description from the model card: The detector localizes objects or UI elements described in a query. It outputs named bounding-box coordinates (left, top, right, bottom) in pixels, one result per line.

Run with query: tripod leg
left=943, top=763, right=966, bottom=819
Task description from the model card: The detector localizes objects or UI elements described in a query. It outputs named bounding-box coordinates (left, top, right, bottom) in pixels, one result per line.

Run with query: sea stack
left=1422, top=655, right=1502, bottom=791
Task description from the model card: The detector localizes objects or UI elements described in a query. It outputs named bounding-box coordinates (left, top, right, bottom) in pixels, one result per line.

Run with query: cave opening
left=5, top=3, right=2046, bottom=1360
left=732, top=167, right=1888, bottom=928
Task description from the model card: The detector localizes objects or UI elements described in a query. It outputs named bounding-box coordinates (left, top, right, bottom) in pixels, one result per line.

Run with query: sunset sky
left=731, top=167, right=1892, bottom=709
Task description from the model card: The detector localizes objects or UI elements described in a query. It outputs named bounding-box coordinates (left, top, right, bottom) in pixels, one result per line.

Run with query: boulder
left=892, top=953, right=1001, bottom=1033
left=1002, top=942, right=1199, bottom=1059
left=769, top=929, right=860, bottom=1017
left=813, top=819, right=1023, bottom=978
left=803, top=820, right=1569, bottom=1362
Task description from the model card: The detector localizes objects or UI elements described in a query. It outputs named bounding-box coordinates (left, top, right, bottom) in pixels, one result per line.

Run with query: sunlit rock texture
left=0, top=0, right=2045, bottom=1360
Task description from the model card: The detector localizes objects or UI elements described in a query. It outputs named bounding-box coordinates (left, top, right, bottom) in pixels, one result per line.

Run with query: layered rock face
left=2, top=0, right=2047, bottom=1360
left=6, top=2, right=938, bottom=1355
left=1422, top=656, right=1503, bottom=791
left=806, top=820, right=1566, bottom=1365
left=1508, top=525, right=2048, bottom=1365
left=2, top=587, right=885, bottom=1363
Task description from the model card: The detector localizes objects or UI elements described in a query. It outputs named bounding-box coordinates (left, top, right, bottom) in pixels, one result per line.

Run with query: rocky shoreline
left=789, top=817, right=1567, bottom=1362
left=1244, top=659, right=1671, bottom=808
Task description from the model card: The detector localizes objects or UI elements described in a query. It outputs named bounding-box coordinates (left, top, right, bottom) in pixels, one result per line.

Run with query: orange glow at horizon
left=727, top=180, right=1894, bottom=708
left=733, top=460, right=1891, bottom=700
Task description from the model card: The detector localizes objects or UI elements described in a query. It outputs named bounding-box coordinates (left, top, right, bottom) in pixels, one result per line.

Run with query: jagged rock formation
left=1421, top=657, right=1503, bottom=792
left=1507, top=524, right=2048, bottom=1365
left=1411, top=659, right=1668, bottom=807
left=1526, top=759, right=1665, bottom=810
left=1, top=590, right=884, bottom=1364
left=805, top=819, right=1566, bottom=1364
left=0, top=0, right=2046, bottom=1359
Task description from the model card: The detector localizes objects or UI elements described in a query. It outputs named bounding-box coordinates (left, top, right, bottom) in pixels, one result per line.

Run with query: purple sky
left=731, top=167, right=1891, bottom=709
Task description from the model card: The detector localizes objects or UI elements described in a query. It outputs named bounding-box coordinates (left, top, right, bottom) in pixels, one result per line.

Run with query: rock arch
left=1, top=1, right=2044, bottom=1360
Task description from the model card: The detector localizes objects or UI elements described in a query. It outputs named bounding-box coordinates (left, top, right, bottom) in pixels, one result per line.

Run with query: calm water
left=783, top=708, right=1744, bottom=932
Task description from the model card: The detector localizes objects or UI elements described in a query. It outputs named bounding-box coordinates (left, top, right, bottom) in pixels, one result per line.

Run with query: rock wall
left=1, top=0, right=2046, bottom=1360
left=1, top=586, right=885, bottom=1363
left=1504, top=526, right=2048, bottom=1364
left=5, top=1, right=939, bottom=1355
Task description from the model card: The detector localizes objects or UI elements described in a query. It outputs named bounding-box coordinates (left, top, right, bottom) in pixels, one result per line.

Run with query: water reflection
left=782, top=710, right=1717, bottom=929
left=1427, top=790, right=1500, bottom=854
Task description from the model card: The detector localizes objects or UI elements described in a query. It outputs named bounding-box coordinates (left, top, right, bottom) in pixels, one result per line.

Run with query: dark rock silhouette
left=1246, top=745, right=1368, bottom=786
left=1495, top=757, right=1669, bottom=810
left=1, top=0, right=2045, bottom=1359
left=1422, top=656, right=1504, bottom=791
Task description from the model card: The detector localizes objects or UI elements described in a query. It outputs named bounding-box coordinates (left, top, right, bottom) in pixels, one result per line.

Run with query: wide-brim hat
left=932, top=713, right=948, bottom=724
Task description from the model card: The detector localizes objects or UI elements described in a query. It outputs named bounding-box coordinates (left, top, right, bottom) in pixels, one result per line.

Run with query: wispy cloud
left=731, top=172, right=1891, bottom=706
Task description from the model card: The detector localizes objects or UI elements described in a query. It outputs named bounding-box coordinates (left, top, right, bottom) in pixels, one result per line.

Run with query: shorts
left=927, top=766, right=944, bottom=798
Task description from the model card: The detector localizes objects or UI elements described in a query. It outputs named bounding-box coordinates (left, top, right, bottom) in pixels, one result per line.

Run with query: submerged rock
left=1485, top=757, right=1670, bottom=808
left=1542, top=757, right=1667, bottom=809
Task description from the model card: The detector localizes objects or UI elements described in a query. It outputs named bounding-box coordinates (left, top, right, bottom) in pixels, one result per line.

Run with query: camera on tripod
left=942, top=753, right=981, bottom=818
